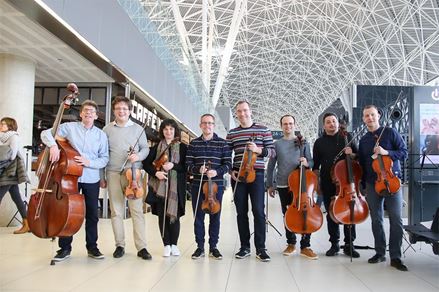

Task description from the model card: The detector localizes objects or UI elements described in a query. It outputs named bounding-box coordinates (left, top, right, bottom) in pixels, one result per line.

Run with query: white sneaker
left=171, top=245, right=180, bottom=256
left=163, top=245, right=171, bottom=257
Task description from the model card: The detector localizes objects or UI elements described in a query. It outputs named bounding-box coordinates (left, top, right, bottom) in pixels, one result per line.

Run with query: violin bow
left=119, top=118, right=149, bottom=173
left=333, top=124, right=366, bottom=163
left=162, top=168, right=169, bottom=238
left=193, top=160, right=206, bottom=221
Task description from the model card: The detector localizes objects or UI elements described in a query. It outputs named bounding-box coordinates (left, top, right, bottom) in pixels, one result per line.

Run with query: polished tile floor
left=1, top=188, right=438, bottom=292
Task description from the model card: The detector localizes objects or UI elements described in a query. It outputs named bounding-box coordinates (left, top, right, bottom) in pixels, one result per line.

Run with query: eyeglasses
left=201, top=122, right=215, bottom=125
left=82, top=108, right=96, bottom=113
left=114, top=107, right=129, bottom=111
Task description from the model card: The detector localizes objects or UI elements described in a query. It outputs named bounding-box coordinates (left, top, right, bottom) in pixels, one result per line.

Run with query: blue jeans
left=365, top=182, right=403, bottom=259
left=59, top=182, right=100, bottom=251
left=191, top=184, right=223, bottom=250
left=232, top=171, right=266, bottom=251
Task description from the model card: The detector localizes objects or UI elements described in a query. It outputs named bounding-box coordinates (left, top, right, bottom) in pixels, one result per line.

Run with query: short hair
left=200, top=113, right=215, bottom=122
left=80, top=100, right=98, bottom=112
left=159, top=118, right=181, bottom=140
left=235, top=100, right=251, bottom=109
left=322, top=112, right=338, bottom=123
left=1, top=117, right=18, bottom=131
left=363, top=104, right=378, bottom=112
left=112, top=96, right=132, bottom=111
left=280, top=114, right=296, bottom=125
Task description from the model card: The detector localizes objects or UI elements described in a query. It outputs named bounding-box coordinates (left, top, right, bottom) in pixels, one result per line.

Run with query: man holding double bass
left=358, top=105, right=408, bottom=271
left=266, top=114, right=318, bottom=259
left=186, top=114, right=232, bottom=260
left=312, top=113, right=360, bottom=258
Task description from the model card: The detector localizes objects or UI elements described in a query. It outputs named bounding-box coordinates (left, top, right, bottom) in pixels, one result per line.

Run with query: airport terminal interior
left=0, top=0, right=438, bottom=291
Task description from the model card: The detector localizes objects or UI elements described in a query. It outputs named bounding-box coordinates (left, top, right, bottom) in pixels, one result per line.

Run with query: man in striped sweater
left=226, top=101, right=275, bottom=262
left=186, top=114, right=232, bottom=260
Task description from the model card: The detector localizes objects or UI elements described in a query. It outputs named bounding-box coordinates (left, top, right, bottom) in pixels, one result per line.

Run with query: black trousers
left=59, top=182, right=100, bottom=251
left=156, top=199, right=180, bottom=246
left=277, top=187, right=311, bottom=249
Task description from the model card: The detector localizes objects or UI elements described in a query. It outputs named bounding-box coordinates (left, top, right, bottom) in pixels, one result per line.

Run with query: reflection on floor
left=1, top=188, right=438, bottom=292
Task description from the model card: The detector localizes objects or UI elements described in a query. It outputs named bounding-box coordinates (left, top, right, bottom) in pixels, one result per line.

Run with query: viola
left=27, top=83, right=85, bottom=238
left=237, top=135, right=257, bottom=183
left=330, top=124, right=369, bottom=225
left=125, top=164, right=144, bottom=199
left=201, top=162, right=221, bottom=214
left=285, top=135, right=323, bottom=234
left=153, top=138, right=179, bottom=171
left=372, top=132, right=400, bottom=196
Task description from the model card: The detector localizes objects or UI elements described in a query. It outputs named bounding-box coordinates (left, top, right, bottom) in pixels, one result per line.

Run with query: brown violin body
left=153, top=138, right=179, bottom=171
left=201, top=177, right=221, bottom=214
left=372, top=154, right=400, bottom=196
left=125, top=164, right=144, bottom=199
left=331, top=159, right=369, bottom=225
left=238, top=139, right=257, bottom=183
left=285, top=136, right=323, bottom=234
left=28, top=85, right=85, bottom=239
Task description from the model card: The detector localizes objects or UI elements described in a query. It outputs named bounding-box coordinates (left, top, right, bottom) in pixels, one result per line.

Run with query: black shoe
left=343, top=245, right=360, bottom=258
left=235, top=247, right=251, bottom=259
left=191, top=247, right=205, bottom=259
left=390, top=258, right=408, bottom=271
left=137, top=248, right=152, bottom=260
left=368, top=254, right=386, bottom=264
left=113, top=246, right=125, bottom=258
left=53, top=249, right=71, bottom=262
left=88, top=248, right=105, bottom=259
left=325, top=244, right=340, bottom=256
left=256, top=250, right=271, bottom=262
left=209, top=248, right=223, bottom=260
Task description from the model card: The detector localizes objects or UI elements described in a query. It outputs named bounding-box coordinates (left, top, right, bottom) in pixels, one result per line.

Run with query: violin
left=125, top=164, right=144, bottom=200
left=153, top=138, right=179, bottom=171
left=201, top=162, right=221, bottom=214
left=372, top=132, right=400, bottom=196
left=285, top=135, right=323, bottom=234
left=28, top=83, right=85, bottom=238
left=237, top=135, right=257, bottom=183
left=330, top=123, right=369, bottom=225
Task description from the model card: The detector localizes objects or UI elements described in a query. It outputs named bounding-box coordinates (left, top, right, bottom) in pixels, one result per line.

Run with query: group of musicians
left=1, top=96, right=408, bottom=272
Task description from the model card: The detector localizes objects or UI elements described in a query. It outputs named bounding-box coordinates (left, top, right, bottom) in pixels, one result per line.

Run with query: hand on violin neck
left=128, top=153, right=139, bottom=163
left=344, top=146, right=353, bottom=155
left=206, top=169, right=217, bottom=178
left=74, top=155, right=90, bottom=167
left=373, top=146, right=389, bottom=156
left=162, top=162, right=174, bottom=171
left=155, top=171, right=168, bottom=180
left=49, top=145, right=60, bottom=162
left=247, top=142, right=262, bottom=154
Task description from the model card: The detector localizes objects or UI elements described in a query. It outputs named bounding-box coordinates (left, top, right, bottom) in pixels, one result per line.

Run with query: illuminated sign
left=131, top=99, right=162, bottom=130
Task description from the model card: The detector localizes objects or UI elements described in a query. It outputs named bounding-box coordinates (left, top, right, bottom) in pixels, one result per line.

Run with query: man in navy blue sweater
left=186, top=114, right=232, bottom=260
left=358, top=105, right=408, bottom=271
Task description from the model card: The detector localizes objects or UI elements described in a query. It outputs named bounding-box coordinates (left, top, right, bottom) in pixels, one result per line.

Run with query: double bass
left=330, top=124, right=369, bottom=225
left=28, top=83, right=85, bottom=238
left=285, top=135, right=323, bottom=234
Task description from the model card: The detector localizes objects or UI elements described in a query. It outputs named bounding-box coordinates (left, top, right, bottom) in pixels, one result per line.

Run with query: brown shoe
left=13, top=219, right=30, bottom=234
left=282, top=244, right=296, bottom=256
left=300, top=248, right=318, bottom=260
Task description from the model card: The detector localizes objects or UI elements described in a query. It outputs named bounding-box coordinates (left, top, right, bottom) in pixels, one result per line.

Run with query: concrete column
left=0, top=53, right=36, bottom=227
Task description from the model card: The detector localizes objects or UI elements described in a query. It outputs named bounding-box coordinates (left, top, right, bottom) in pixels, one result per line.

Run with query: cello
left=285, top=135, right=323, bottom=234
left=330, top=123, right=369, bottom=225
left=201, top=161, right=221, bottom=215
left=27, top=83, right=85, bottom=238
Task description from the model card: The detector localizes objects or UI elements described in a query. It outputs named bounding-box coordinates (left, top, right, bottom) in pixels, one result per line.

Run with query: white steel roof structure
left=129, top=0, right=439, bottom=139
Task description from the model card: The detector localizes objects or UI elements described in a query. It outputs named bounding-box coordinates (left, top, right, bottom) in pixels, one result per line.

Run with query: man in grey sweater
left=102, top=96, right=151, bottom=260
left=266, top=115, right=318, bottom=259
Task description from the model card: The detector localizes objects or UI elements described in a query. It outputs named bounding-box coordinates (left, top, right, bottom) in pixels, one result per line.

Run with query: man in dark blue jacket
left=358, top=105, right=408, bottom=271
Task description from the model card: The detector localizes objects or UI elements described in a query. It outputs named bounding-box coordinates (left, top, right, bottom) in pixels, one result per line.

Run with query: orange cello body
left=201, top=177, right=221, bottom=215
left=285, top=136, right=323, bottom=234
left=238, top=145, right=257, bottom=183
left=125, top=164, right=144, bottom=200
left=372, top=154, right=400, bottom=196
left=27, top=84, right=85, bottom=238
